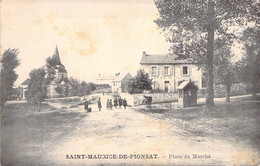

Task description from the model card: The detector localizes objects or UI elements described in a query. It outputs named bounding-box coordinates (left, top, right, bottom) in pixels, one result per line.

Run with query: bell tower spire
left=53, top=45, right=63, bottom=66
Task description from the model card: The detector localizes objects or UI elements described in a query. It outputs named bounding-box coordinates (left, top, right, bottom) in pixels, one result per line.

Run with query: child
left=84, top=100, right=89, bottom=113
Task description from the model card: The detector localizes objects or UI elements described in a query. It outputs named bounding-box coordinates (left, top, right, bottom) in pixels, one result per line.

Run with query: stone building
left=140, top=51, right=203, bottom=92
left=112, top=73, right=133, bottom=95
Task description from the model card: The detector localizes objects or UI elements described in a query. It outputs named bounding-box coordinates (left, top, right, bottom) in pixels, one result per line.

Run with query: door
left=187, top=90, right=192, bottom=107
left=164, top=81, right=169, bottom=92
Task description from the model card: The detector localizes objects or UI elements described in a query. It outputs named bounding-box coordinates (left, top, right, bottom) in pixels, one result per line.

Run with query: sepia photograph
left=1, top=0, right=260, bottom=165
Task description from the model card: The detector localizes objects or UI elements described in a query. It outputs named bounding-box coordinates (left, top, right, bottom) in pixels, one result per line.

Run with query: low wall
left=132, top=93, right=178, bottom=106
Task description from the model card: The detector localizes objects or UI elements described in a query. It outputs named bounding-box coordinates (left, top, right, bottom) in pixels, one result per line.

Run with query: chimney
left=143, top=51, right=146, bottom=56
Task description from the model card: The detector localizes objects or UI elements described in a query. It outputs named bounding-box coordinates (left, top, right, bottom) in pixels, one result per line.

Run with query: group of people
left=106, top=98, right=127, bottom=110
left=84, top=97, right=128, bottom=113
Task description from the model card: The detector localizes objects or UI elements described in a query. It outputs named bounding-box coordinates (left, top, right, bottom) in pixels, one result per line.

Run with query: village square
left=1, top=0, right=260, bottom=165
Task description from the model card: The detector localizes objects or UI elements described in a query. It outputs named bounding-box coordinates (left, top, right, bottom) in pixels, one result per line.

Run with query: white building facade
left=112, top=73, right=133, bottom=95
left=140, top=52, right=203, bottom=92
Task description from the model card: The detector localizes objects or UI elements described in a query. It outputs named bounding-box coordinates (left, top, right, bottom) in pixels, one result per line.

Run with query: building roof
left=113, top=73, right=132, bottom=82
left=52, top=46, right=65, bottom=67
left=55, top=77, right=69, bottom=84
left=177, top=80, right=198, bottom=90
left=58, top=66, right=67, bottom=73
left=140, top=52, right=192, bottom=65
left=21, top=78, right=31, bottom=85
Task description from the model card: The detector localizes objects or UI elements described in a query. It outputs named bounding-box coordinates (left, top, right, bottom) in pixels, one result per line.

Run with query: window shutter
left=180, top=66, right=183, bottom=76
left=169, top=66, right=173, bottom=75
left=163, top=67, right=165, bottom=75
left=189, top=66, right=192, bottom=75
left=149, top=67, right=152, bottom=75
left=157, top=67, right=159, bottom=75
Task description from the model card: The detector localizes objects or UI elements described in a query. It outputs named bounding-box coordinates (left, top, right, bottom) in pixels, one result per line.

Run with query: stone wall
left=132, top=93, right=178, bottom=106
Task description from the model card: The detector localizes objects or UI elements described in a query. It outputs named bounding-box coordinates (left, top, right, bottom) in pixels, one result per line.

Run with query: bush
left=151, top=88, right=164, bottom=93
left=214, top=83, right=250, bottom=98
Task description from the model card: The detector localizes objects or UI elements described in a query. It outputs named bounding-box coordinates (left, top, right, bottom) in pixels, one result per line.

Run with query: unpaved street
left=2, top=96, right=259, bottom=165
left=45, top=102, right=259, bottom=165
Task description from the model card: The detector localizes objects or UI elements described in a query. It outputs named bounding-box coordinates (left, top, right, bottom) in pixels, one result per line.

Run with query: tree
left=55, top=81, right=71, bottom=97
left=79, top=81, right=94, bottom=96
left=88, top=82, right=97, bottom=92
left=214, top=38, right=239, bottom=102
left=240, top=26, right=260, bottom=98
left=45, top=50, right=62, bottom=84
left=1, top=48, right=20, bottom=105
left=128, top=69, right=153, bottom=94
left=154, top=0, right=258, bottom=107
left=69, top=77, right=81, bottom=96
left=26, top=68, right=47, bottom=111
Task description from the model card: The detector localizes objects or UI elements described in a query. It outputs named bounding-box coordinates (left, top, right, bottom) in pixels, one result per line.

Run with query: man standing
left=84, top=100, right=89, bottom=113
left=114, top=99, right=118, bottom=109
left=98, top=98, right=102, bottom=111
left=123, top=98, right=127, bottom=109
left=119, top=98, right=122, bottom=109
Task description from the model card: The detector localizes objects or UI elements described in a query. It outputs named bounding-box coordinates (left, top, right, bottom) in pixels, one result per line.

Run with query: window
left=183, top=66, right=188, bottom=75
left=164, top=66, right=169, bottom=75
left=152, top=66, right=157, bottom=75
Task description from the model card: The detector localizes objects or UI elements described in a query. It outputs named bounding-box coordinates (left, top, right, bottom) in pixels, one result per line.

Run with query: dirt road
left=44, top=101, right=259, bottom=165
left=3, top=95, right=258, bottom=165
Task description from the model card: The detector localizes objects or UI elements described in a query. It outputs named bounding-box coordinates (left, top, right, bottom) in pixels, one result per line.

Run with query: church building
left=20, top=46, right=68, bottom=99
left=47, top=46, right=68, bottom=98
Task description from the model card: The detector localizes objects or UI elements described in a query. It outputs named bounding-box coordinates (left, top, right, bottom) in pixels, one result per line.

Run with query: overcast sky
left=1, top=0, right=171, bottom=86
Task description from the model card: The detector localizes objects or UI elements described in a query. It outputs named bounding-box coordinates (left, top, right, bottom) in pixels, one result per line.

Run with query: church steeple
left=53, top=45, right=63, bottom=67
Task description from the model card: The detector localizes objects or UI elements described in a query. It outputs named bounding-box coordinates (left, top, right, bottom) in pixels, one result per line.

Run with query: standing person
left=109, top=99, right=113, bottom=110
left=123, top=98, right=127, bottom=109
left=119, top=98, right=122, bottom=109
left=84, top=100, right=89, bottom=113
left=114, top=99, right=118, bottom=109
left=98, top=98, right=102, bottom=111
left=106, top=99, right=109, bottom=110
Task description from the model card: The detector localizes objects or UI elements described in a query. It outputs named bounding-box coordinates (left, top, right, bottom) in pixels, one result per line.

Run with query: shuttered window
left=164, top=66, right=169, bottom=75
left=181, top=66, right=192, bottom=75
left=183, top=66, right=188, bottom=75
left=151, top=66, right=158, bottom=75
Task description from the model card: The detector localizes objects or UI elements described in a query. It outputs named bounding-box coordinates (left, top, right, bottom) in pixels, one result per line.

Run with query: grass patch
left=134, top=96, right=260, bottom=151
left=1, top=102, right=84, bottom=165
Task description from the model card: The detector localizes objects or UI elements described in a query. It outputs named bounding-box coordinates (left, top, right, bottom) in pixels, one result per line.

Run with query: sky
left=1, top=0, right=171, bottom=86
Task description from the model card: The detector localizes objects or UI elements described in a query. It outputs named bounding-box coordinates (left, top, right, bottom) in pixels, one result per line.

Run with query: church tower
left=48, top=46, right=68, bottom=98
left=53, top=46, right=67, bottom=80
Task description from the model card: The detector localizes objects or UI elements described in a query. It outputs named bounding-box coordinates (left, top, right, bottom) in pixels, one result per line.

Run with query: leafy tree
left=26, top=68, right=47, bottom=111
left=79, top=81, right=92, bottom=96
left=88, top=82, right=97, bottom=92
left=69, top=77, right=81, bottom=96
left=55, top=81, right=71, bottom=97
left=55, top=77, right=97, bottom=97
left=45, top=51, right=62, bottom=84
left=128, top=69, right=153, bottom=94
left=239, top=26, right=260, bottom=98
left=214, top=38, right=240, bottom=102
left=1, top=48, right=20, bottom=105
left=154, top=0, right=258, bottom=107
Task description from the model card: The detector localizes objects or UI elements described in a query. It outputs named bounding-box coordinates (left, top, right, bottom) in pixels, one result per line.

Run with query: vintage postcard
left=1, top=0, right=259, bottom=165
